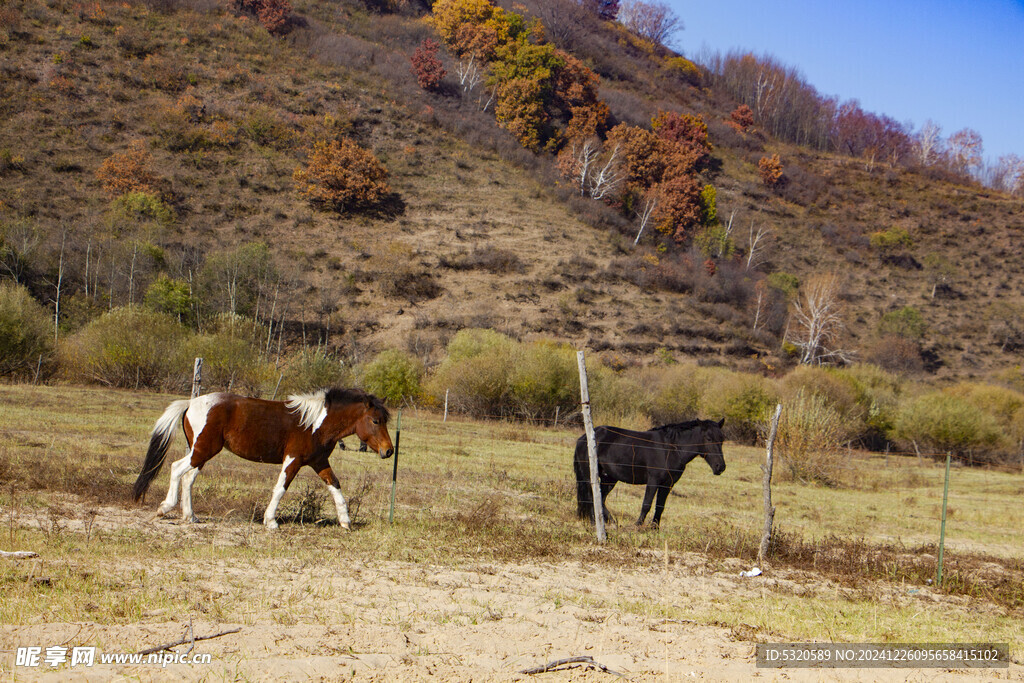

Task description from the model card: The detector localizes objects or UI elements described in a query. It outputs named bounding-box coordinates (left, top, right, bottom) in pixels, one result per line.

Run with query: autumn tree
left=411, top=39, right=446, bottom=91
left=293, top=138, right=390, bottom=212
left=232, top=0, right=292, bottom=34
left=96, top=141, right=159, bottom=197
left=729, top=104, right=754, bottom=130
left=758, top=154, right=783, bottom=188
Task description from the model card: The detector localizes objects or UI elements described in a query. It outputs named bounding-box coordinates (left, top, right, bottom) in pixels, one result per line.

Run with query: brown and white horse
left=132, top=388, right=394, bottom=529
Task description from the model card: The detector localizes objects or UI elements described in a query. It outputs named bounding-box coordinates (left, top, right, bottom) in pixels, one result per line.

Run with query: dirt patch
left=2, top=502, right=1021, bottom=681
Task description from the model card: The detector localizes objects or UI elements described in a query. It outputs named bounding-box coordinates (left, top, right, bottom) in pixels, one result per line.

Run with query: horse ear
left=718, top=418, right=725, bottom=428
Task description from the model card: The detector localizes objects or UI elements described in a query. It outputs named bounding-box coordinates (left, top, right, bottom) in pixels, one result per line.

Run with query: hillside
left=2, top=0, right=1024, bottom=384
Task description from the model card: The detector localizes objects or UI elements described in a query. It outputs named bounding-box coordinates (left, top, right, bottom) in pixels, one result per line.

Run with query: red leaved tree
left=411, top=39, right=446, bottom=91
left=232, top=0, right=291, bottom=35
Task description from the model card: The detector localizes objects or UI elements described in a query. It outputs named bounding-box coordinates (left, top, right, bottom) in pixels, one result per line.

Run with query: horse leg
left=599, top=480, right=617, bottom=525
left=313, top=463, right=350, bottom=531
left=154, top=453, right=193, bottom=519
left=179, top=466, right=202, bottom=523
left=636, top=484, right=658, bottom=527
left=263, top=456, right=300, bottom=530
left=649, top=484, right=673, bottom=529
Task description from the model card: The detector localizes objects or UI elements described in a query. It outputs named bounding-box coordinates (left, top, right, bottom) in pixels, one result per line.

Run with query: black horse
left=574, top=419, right=726, bottom=528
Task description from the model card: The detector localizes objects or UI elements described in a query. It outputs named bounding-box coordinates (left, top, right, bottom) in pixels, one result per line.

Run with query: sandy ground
left=1, top=504, right=1020, bottom=682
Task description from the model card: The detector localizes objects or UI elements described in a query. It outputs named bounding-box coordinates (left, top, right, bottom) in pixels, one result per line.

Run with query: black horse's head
left=702, top=418, right=727, bottom=475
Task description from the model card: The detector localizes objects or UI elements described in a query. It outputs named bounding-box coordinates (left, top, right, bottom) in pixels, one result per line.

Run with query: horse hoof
left=340, top=522, right=350, bottom=531
left=184, top=515, right=200, bottom=524
left=264, top=520, right=279, bottom=530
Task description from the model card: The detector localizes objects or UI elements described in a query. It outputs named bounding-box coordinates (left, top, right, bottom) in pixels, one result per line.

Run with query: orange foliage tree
left=293, top=139, right=390, bottom=212
left=758, top=154, right=784, bottom=188
left=232, top=0, right=291, bottom=35
left=96, top=140, right=159, bottom=197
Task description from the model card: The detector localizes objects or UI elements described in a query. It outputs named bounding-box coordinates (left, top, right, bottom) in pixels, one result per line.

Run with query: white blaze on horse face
left=264, top=456, right=295, bottom=529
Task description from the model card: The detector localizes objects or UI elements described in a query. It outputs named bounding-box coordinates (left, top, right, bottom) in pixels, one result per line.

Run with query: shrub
left=411, top=39, right=446, bottom=91
left=779, top=365, right=863, bottom=443
left=771, top=389, right=846, bottom=486
left=232, top=0, right=292, bottom=34
left=878, top=305, right=926, bottom=340
left=143, top=275, right=194, bottom=323
left=730, top=104, right=754, bottom=129
left=758, top=154, right=783, bottom=188
left=698, top=368, right=778, bottom=443
left=293, top=138, right=391, bottom=212
left=61, top=307, right=189, bottom=388
left=0, top=282, right=54, bottom=378
left=944, top=382, right=1024, bottom=443
left=426, top=329, right=519, bottom=417
left=643, top=362, right=702, bottom=424
left=185, top=314, right=272, bottom=394
left=868, top=226, right=913, bottom=252
left=835, top=363, right=901, bottom=445
left=96, top=141, right=159, bottom=197
left=361, top=348, right=423, bottom=405
left=509, top=341, right=579, bottom=419
left=892, top=391, right=1003, bottom=459
left=277, top=348, right=353, bottom=396
left=109, top=191, right=175, bottom=226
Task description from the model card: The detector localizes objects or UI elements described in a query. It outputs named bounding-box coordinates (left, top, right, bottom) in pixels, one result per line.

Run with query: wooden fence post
left=191, top=358, right=203, bottom=399
left=576, top=350, right=605, bottom=543
left=443, top=389, right=449, bottom=423
left=758, top=403, right=782, bottom=563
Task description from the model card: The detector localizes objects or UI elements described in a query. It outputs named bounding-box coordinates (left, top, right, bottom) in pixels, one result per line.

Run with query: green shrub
left=426, top=329, right=519, bottom=417
left=643, top=363, right=702, bottom=424
left=144, top=275, right=194, bottom=323
left=779, top=365, right=863, bottom=443
left=878, top=305, right=926, bottom=340
left=277, top=347, right=353, bottom=396
left=509, top=341, right=578, bottom=419
left=0, top=282, right=54, bottom=378
left=766, top=271, right=799, bottom=298
left=361, top=348, right=423, bottom=406
left=61, top=307, right=189, bottom=388
left=893, top=392, right=1003, bottom=459
left=588, top=366, right=651, bottom=429
left=184, top=314, right=272, bottom=394
left=869, top=226, right=912, bottom=252
left=698, top=368, right=777, bottom=443
left=944, top=382, right=1024, bottom=443
left=835, top=363, right=901, bottom=443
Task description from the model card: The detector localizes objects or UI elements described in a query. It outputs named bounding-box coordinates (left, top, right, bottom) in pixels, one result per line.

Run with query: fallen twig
left=520, top=655, right=625, bottom=677
left=1, top=550, right=38, bottom=559
left=136, top=627, right=240, bottom=656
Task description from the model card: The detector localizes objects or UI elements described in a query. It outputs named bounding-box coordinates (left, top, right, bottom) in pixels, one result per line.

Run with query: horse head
left=352, top=395, right=394, bottom=459
left=702, top=418, right=727, bottom=475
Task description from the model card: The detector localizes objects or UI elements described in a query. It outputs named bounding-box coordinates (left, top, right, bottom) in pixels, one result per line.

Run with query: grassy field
left=1, top=383, right=1022, bottom=672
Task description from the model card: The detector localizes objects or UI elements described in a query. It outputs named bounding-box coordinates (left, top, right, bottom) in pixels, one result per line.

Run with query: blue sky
left=666, top=0, right=1024, bottom=164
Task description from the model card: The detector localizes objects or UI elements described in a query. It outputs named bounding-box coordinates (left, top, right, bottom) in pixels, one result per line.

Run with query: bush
left=0, top=282, right=54, bottom=379
left=410, top=39, right=446, bottom=91
left=892, top=392, right=1003, bottom=460
left=277, top=348, right=354, bottom=396
left=698, top=368, right=777, bottom=443
left=771, top=389, right=846, bottom=486
left=944, top=382, right=1024, bottom=444
left=758, top=154, right=783, bottom=188
left=61, top=307, right=189, bottom=388
left=779, top=365, right=863, bottom=443
left=293, top=138, right=390, bottom=212
left=109, top=191, right=174, bottom=226
left=184, top=314, right=272, bottom=394
left=643, top=362, right=701, bottom=424
left=426, top=329, right=519, bottom=417
left=96, top=141, right=159, bottom=197
left=361, top=348, right=423, bottom=405
left=878, top=305, right=926, bottom=340
left=232, top=0, right=292, bottom=34
left=509, top=341, right=579, bottom=419
left=144, top=275, right=194, bottom=323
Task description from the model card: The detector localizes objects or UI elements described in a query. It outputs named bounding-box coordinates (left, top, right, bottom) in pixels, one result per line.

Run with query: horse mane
left=324, top=387, right=391, bottom=424
left=651, top=420, right=705, bottom=432
left=286, top=388, right=391, bottom=430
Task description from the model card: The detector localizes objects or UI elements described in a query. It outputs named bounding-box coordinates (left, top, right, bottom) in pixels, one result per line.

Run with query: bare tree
left=947, top=127, right=984, bottom=176
left=788, top=272, right=851, bottom=365
left=745, top=220, right=770, bottom=269
left=633, top=192, right=657, bottom=246
left=914, top=119, right=942, bottom=166
left=617, top=0, right=682, bottom=47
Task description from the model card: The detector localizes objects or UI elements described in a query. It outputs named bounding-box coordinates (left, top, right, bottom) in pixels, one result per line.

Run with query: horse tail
left=132, top=399, right=190, bottom=502
left=574, top=437, right=594, bottom=521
